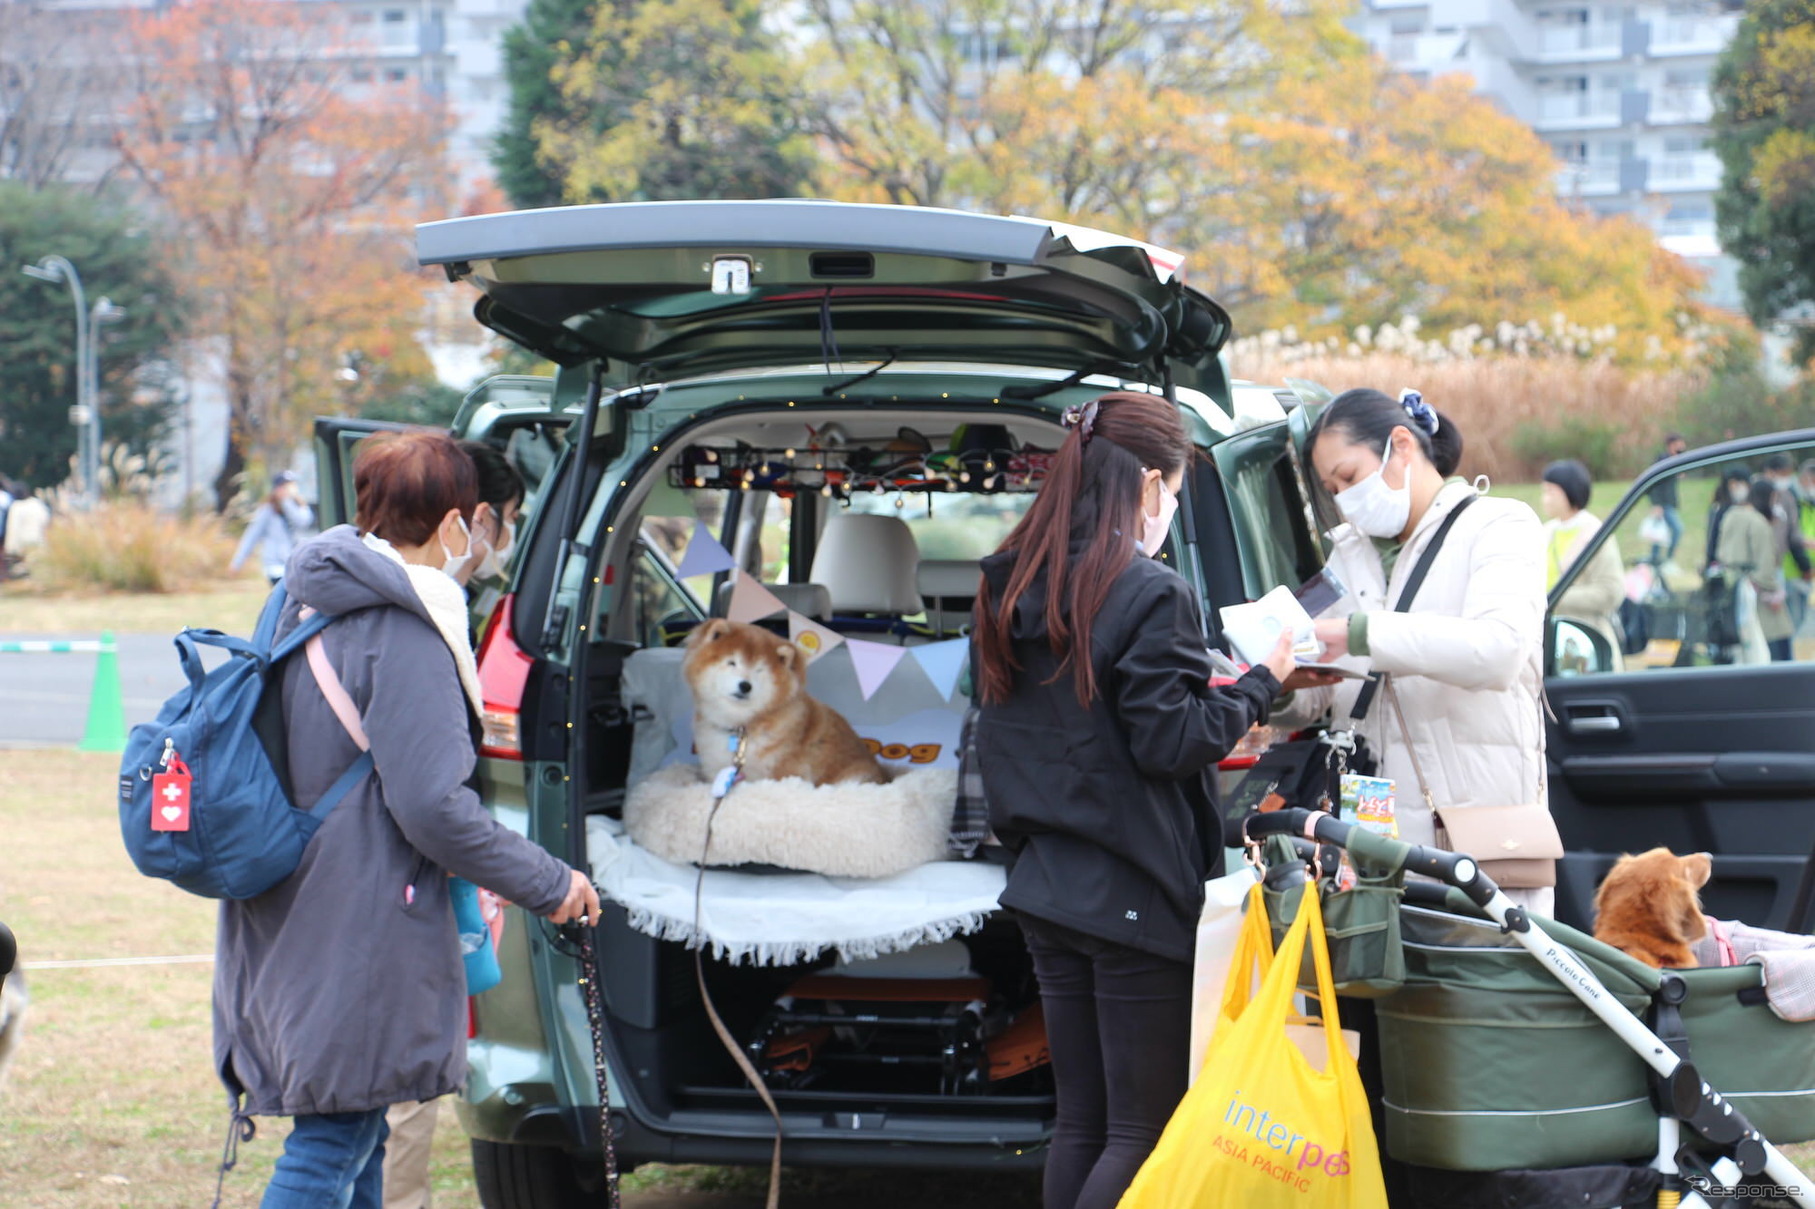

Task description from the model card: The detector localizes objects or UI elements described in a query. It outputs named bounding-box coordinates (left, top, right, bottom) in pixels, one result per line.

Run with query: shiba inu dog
left=684, top=619, right=885, bottom=787
left=1593, top=848, right=1713, bottom=968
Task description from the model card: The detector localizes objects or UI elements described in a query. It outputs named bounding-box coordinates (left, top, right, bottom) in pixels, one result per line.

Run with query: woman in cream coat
left=1283, top=388, right=1554, bottom=916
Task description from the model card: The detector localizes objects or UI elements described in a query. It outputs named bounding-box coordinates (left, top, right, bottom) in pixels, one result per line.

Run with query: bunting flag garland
left=674, top=520, right=737, bottom=580
left=907, top=638, right=969, bottom=701
left=727, top=575, right=786, bottom=623
left=788, top=611, right=845, bottom=662
left=846, top=638, right=909, bottom=701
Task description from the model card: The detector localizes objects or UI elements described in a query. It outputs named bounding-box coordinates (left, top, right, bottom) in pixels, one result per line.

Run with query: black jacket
left=974, top=551, right=1278, bottom=962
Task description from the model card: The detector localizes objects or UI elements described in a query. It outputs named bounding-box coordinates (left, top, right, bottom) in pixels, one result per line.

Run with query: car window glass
left=1550, top=447, right=1815, bottom=676
left=1212, top=422, right=1323, bottom=597
left=841, top=491, right=1031, bottom=561
left=623, top=539, right=705, bottom=648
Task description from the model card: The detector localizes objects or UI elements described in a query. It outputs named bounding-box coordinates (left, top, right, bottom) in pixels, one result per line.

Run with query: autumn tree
left=1713, top=0, right=1815, bottom=362
left=530, top=0, right=812, bottom=204
left=112, top=0, right=446, bottom=509
left=0, top=181, right=184, bottom=489
left=803, top=0, right=1706, bottom=361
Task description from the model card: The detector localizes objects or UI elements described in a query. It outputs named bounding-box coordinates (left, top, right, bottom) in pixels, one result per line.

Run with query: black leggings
left=1019, top=914, right=1192, bottom=1209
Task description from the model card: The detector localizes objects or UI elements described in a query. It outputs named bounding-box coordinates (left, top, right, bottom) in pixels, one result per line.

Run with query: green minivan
left=315, top=200, right=1332, bottom=1207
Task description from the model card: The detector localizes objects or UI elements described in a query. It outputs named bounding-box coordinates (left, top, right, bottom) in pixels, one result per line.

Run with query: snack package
left=1335, top=773, right=1396, bottom=889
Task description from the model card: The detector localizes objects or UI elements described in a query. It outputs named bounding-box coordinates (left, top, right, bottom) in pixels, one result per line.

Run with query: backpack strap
left=297, top=611, right=375, bottom=822
left=1350, top=494, right=1476, bottom=722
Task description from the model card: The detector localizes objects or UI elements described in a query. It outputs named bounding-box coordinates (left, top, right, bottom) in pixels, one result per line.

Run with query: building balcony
left=1650, top=16, right=1737, bottom=55
left=1555, top=161, right=1621, bottom=196
left=1652, top=154, right=1723, bottom=191
left=1533, top=93, right=1625, bottom=130
left=1650, top=92, right=1714, bottom=124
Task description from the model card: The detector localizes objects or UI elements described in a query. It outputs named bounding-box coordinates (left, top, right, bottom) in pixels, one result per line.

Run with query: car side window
left=1212, top=421, right=1324, bottom=598
left=1549, top=448, right=1815, bottom=676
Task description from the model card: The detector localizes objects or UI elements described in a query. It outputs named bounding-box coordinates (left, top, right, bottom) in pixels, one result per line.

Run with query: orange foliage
left=111, top=0, right=447, bottom=504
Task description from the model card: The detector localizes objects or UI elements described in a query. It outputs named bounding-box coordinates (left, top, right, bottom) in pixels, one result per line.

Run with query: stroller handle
left=1237, top=808, right=1499, bottom=907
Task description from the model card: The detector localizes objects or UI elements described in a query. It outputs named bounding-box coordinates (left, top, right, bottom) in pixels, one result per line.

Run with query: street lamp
left=21, top=256, right=91, bottom=505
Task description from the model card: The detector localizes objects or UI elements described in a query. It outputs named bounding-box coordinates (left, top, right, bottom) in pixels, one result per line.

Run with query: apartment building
left=3, top=0, right=524, bottom=196
left=1351, top=0, right=1744, bottom=308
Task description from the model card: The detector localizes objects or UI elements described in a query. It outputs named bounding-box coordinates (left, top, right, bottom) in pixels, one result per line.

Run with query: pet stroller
left=1242, top=808, right=1815, bottom=1209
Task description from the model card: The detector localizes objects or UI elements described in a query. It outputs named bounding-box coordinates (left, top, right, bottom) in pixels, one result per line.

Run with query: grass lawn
left=0, top=751, right=1040, bottom=1208
left=0, top=579, right=271, bottom=638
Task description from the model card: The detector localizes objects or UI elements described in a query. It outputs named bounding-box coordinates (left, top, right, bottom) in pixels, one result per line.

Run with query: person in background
left=1709, top=469, right=1789, bottom=664
left=214, top=431, right=600, bottom=1209
left=381, top=438, right=527, bottom=1209
left=231, top=471, right=316, bottom=584
left=1765, top=454, right=1814, bottom=633
left=1541, top=459, right=1626, bottom=663
left=972, top=391, right=1310, bottom=1209
left=1648, top=432, right=1689, bottom=566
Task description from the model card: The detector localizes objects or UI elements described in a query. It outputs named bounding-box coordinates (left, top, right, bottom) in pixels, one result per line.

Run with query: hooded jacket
left=974, top=551, right=1277, bottom=963
left=1280, top=481, right=1549, bottom=852
left=213, top=525, right=572, bottom=1117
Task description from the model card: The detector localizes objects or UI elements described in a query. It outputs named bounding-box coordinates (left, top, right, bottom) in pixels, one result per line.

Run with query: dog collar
left=709, top=729, right=749, bottom=801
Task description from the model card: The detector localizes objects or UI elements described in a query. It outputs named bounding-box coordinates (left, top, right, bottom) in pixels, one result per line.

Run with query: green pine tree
left=494, top=0, right=599, bottom=209
left=0, top=182, right=184, bottom=491
left=1712, top=0, right=1815, bottom=360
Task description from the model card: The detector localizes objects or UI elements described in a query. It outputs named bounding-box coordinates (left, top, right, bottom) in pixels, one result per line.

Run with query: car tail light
left=467, top=996, right=479, bottom=1040
left=476, top=595, right=535, bottom=760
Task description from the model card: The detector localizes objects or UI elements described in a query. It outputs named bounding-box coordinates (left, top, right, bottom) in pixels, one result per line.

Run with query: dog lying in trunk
left=684, top=619, right=885, bottom=787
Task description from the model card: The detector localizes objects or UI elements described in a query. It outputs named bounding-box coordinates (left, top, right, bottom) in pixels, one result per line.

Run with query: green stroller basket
left=1377, top=900, right=1815, bottom=1172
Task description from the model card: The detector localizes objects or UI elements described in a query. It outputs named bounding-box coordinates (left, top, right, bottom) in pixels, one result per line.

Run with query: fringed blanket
left=586, top=813, right=1007, bottom=967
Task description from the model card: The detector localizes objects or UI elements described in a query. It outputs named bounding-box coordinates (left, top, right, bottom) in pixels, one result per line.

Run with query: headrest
left=712, top=581, right=833, bottom=621
left=811, top=514, right=922, bottom=615
left=917, top=560, right=981, bottom=601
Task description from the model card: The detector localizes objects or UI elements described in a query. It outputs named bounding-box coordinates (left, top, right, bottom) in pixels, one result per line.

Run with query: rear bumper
left=459, top=1099, right=1048, bottom=1173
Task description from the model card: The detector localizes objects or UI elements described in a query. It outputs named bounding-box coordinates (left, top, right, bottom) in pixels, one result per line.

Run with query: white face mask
left=1730, top=486, right=1751, bottom=507
left=472, top=513, right=516, bottom=581
left=440, top=515, right=477, bottom=581
left=1139, top=476, right=1178, bottom=558
left=1333, top=439, right=1412, bottom=539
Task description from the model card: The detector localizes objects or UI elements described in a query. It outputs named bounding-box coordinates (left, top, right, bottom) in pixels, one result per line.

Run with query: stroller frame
left=1245, top=807, right=1815, bottom=1209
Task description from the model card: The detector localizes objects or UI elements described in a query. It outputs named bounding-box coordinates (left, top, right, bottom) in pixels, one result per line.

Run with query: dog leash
left=694, top=729, right=786, bottom=1209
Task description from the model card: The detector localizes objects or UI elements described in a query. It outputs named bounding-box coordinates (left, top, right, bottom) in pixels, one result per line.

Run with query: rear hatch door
left=416, top=200, right=1232, bottom=396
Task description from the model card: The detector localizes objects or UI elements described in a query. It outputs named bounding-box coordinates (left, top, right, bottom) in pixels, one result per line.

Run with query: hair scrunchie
left=1399, top=389, right=1439, bottom=437
left=1061, top=399, right=1100, bottom=444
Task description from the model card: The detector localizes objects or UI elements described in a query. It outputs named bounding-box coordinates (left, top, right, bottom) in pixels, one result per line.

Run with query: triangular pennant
left=674, top=520, right=737, bottom=580
left=787, top=610, right=845, bottom=662
left=846, top=638, right=908, bottom=701
left=909, top=638, right=969, bottom=701
left=727, top=575, right=786, bottom=623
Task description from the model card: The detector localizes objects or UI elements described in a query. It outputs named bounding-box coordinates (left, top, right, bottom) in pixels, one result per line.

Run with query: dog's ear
left=1683, top=852, right=1713, bottom=888
left=775, top=638, right=803, bottom=674
left=1593, top=853, right=1634, bottom=922
left=688, top=619, right=730, bottom=649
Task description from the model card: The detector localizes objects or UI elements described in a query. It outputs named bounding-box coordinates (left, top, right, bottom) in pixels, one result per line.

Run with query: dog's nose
left=736, top=680, right=752, bottom=696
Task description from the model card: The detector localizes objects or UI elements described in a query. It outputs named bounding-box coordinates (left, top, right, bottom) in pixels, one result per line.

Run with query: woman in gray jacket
left=213, top=431, right=598, bottom=1209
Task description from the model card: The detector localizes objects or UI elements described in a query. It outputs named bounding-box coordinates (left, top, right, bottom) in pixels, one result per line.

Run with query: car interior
left=569, top=405, right=1075, bottom=1128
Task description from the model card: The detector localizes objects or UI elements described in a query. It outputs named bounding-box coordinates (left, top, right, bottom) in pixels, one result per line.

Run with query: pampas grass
left=1232, top=349, right=1698, bottom=481
left=35, top=502, right=238, bottom=594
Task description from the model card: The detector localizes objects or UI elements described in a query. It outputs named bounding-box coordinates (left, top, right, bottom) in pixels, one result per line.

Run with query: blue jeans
left=261, top=1109, right=389, bottom=1209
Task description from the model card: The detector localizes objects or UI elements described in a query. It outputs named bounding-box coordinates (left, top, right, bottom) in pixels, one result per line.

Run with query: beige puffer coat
left=1281, top=482, right=1551, bottom=886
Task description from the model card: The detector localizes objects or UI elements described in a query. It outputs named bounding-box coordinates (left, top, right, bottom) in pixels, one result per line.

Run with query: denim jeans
left=262, top=1108, right=390, bottom=1209
left=1018, top=913, right=1192, bottom=1209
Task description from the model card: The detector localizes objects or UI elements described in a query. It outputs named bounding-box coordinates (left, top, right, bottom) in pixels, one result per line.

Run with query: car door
left=1544, top=429, right=1815, bottom=931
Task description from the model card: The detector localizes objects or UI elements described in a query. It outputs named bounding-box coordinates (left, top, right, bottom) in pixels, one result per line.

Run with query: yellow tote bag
left=1118, top=883, right=1388, bottom=1209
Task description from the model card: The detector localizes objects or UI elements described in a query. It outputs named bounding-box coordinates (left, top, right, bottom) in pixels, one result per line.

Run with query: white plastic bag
left=1188, top=864, right=1261, bottom=1083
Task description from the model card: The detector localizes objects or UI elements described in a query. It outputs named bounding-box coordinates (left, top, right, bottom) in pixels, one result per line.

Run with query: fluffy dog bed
left=624, top=763, right=958, bottom=878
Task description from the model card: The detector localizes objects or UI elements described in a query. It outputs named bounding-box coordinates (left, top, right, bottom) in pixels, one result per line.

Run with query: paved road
left=0, top=632, right=199, bottom=748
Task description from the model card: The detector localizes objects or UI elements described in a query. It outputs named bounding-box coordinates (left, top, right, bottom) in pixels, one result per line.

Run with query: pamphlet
left=1335, top=772, right=1397, bottom=889
left=1219, top=586, right=1320, bottom=667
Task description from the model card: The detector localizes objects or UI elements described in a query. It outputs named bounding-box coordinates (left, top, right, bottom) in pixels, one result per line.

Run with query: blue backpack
left=118, top=583, right=374, bottom=899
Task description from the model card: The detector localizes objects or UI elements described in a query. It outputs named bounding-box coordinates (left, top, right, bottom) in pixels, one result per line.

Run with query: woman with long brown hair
left=972, top=391, right=1301, bottom=1209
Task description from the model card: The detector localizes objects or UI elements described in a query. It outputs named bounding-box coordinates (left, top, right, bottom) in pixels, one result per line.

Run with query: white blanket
left=586, top=814, right=1007, bottom=967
